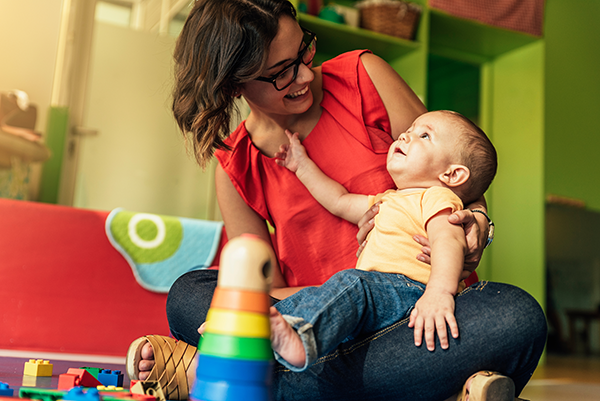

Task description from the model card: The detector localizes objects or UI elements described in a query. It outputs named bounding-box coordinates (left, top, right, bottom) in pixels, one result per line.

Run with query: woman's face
left=240, top=16, right=315, bottom=119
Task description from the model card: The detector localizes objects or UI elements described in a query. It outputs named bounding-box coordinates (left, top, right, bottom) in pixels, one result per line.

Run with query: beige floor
left=520, top=354, right=600, bottom=400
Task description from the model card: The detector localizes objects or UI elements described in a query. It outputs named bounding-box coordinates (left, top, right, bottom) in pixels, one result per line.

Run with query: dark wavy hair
left=439, top=110, right=498, bottom=205
left=172, top=0, right=296, bottom=168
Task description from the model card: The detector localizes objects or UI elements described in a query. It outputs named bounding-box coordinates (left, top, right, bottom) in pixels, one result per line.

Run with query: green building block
left=81, top=367, right=102, bottom=379
left=20, top=387, right=66, bottom=401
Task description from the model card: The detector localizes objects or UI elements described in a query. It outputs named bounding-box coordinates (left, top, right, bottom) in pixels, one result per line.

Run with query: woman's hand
left=414, top=209, right=489, bottom=279
left=356, top=202, right=381, bottom=257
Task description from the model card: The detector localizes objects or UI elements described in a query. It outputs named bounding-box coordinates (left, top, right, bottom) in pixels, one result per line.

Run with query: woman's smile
left=286, top=85, right=310, bottom=99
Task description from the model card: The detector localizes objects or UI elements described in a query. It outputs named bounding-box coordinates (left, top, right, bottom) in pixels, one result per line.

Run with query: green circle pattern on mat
left=199, top=332, right=273, bottom=361
left=111, top=211, right=183, bottom=264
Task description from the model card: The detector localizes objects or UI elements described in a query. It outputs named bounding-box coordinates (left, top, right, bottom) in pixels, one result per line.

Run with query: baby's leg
left=269, top=306, right=306, bottom=368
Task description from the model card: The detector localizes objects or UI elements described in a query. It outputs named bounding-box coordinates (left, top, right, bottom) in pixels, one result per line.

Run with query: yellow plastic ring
left=205, top=308, right=270, bottom=338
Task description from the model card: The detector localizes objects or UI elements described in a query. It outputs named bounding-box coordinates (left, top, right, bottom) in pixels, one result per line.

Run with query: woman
left=129, top=1, right=546, bottom=399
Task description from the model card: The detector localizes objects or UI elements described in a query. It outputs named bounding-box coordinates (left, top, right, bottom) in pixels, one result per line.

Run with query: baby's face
left=386, top=111, right=462, bottom=189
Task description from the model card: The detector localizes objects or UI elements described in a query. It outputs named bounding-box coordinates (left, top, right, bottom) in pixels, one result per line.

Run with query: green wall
left=545, top=0, right=600, bottom=212
left=487, top=41, right=545, bottom=303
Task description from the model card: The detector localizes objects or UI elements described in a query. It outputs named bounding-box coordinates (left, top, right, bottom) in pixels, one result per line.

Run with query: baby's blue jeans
left=273, top=269, right=425, bottom=372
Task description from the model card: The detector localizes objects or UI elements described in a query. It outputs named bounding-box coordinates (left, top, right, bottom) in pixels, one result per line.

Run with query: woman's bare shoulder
left=358, top=52, right=426, bottom=137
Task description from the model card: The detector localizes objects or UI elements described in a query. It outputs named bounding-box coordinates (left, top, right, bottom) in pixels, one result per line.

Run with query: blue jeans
left=167, top=270, right=547, bottom=400
left=273, top=269, right=424, bottom=371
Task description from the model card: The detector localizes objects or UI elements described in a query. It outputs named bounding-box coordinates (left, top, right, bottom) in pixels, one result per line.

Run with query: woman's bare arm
left=359, top=52, right=427, bottom=138
left=215, top=164, right=309, bottom=299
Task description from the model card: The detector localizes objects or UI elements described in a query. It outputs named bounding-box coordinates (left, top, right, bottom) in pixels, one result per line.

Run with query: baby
left=270, top=110, right=497, bottom=371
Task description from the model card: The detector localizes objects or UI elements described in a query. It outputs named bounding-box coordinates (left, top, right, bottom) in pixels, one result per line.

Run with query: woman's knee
left=166, top=269, right=218, bottom=345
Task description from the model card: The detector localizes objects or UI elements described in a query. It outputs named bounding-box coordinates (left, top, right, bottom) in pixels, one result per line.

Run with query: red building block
left=57, top=369, right=102, bottom=390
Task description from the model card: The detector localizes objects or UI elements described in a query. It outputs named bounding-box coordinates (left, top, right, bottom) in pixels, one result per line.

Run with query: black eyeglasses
left=255, top=28, right=317, bottom=91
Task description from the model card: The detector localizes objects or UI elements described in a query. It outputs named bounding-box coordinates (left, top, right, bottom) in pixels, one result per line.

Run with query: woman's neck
left=245, top=69, right=323, bottom=158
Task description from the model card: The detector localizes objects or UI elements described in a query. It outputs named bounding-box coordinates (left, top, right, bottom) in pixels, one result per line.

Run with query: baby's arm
left=275, top=130, right=369, bottom=224
left=408, top=209, right=467, bottom=351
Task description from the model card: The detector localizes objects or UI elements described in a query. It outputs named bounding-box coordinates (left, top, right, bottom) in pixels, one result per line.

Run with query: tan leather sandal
left=457, top=371, right=526, bottom=401
left=126, top=335, right=197, bottom=400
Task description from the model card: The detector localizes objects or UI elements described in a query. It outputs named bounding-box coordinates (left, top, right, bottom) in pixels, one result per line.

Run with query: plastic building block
left=23, top=359, right=53, bottom=377
left=63, top=387, right=101, bottom=401
left=58, top=369, right=102, bottom=390
left=96, top=386, right=126, bottom=392
left=130, top=381, right=165, bottom=401
left=192, top=235, right=274, bottom=401
left=58, top=374, right=80, bottom=391
left=19, top=387, right=66, bottom=401
left=97, top=370, right=124, bottom=387
left=81, top=367, right=103, bottom=379
left=0, top=383, right=14, bottom=397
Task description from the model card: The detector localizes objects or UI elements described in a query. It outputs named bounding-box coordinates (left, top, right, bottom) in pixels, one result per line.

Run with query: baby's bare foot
left=269, top=307, right=306, bottom=368
left=138, top=342, right=155, bottom=380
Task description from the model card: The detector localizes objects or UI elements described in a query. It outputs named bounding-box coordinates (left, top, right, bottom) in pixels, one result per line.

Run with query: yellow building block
left=23, top=359, right=53, bottom=377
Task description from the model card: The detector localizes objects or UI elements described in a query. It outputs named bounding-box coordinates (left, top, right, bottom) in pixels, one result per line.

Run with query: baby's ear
left=439, top=165, right=470, bottom=188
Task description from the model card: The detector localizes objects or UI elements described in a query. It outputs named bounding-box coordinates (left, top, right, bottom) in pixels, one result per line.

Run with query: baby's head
left=386, top=110, right=497, bottom=205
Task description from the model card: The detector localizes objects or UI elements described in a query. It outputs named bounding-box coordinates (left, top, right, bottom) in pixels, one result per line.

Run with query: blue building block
left=97, top=370, right=123, bottom=387
left=0, top=382, right=14, bottom=397
left=63, top=387, right=101, bottom=401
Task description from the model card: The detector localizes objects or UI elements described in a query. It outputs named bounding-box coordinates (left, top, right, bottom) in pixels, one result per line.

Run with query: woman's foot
left=137, top=341, right=155, bottom=381
left=269, top=307, right=306, bottom=368
left=136, top=340, right=198, bottom=384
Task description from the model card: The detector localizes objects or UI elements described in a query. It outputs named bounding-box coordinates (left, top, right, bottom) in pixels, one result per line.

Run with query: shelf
left=298, top=13, right=420, bottom=63
left=429, top=9, right=540, bottom=63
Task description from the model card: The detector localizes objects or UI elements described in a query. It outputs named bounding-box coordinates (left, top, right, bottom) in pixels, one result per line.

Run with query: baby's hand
left=275, top=130, right=308, bottom=173
left=408, top=290, right=458, bottom=351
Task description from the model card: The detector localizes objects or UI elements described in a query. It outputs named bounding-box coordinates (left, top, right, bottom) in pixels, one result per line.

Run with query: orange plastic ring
left=210, top=287, right=271, bottom=314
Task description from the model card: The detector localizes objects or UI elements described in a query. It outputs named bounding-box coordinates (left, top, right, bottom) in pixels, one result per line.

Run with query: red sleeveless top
left=216, top=50, right=397, bottom=287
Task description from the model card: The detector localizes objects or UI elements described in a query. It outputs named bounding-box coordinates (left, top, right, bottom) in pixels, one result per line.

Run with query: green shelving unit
left=299, top=13, right=420, bottom=63
left=429, top=9, right=540, bottom=64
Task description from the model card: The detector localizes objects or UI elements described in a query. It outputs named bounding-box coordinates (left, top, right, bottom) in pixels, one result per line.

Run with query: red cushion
left=0, top=199, right=171, bottom=356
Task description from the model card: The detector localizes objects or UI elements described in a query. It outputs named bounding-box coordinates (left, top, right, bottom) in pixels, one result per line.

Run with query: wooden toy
left=191, top=234, right=275, bottom=401
left=216, top=235, right=274, bottom=292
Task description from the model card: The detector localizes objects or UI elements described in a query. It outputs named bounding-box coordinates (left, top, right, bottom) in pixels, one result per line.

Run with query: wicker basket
left=357, top=0, right=421, bottom=40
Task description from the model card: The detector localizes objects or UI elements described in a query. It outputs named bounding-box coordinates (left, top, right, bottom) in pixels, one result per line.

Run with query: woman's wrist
left=469, top=209, right=495, bottom=248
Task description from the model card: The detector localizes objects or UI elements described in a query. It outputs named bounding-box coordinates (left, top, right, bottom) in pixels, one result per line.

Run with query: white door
left=72, top=20, right=220, bottom=220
